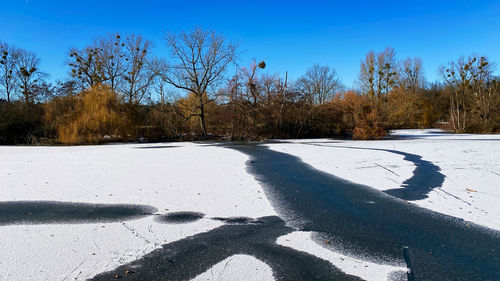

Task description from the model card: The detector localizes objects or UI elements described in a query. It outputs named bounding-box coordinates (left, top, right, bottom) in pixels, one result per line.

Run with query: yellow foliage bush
left=45, top=84, right=131, bottom=144
left=175, top=92, right=215, bottom=135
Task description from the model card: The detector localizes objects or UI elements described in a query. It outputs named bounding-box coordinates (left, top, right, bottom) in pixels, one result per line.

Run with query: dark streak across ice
left=299, top=143, right=446, bottom=200
left=0, top=201, right=157, bottom=225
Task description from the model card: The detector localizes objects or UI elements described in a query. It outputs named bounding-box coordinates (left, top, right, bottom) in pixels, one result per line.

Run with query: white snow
left=268, top=129, right=500, bottom=231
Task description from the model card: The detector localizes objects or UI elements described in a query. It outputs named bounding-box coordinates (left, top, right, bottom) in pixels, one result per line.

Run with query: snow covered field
left=1, top=129, right=499, bottom=280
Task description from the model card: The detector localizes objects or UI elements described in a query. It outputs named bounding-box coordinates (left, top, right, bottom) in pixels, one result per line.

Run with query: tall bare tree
left=68, top=34, right=126, bottom=91
left=160, top=28, right=238, bottom=136
left=378, top=47, right=398, bottom=95
left=442, top=55, right=497, bottom=132
left=0, top=42, right=19, bottom=102
left=295, top=64, right=343, bottom=104
left=122, top=34, right=155, bottom=104
left=68, top=46, right=106, bottom=89
left=95, top=34, right=127, bottom=92
left=469, top=56, right=496, bottom=128
left=441, top=57, right=473, bottom=133
left=399, top=57, right=425, bottom=95
left=240, top=60, right=266, bottom=106
left=223, top=60, right=266, bottom=137
left=359, top=47, right=398, bottom=97
left=442, top=60, right=467, bottom=133
left=359, top=51, right=376, bottom=97
left=16, top=48, right=43, bottom=113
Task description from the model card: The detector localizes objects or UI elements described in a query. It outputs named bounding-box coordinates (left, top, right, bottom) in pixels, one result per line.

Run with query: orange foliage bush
left=352, top=107, right=386, bottom=140
left=337, top=91, right=386, bottom=139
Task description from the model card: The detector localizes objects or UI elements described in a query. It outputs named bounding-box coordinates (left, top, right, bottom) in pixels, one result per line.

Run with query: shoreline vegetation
left=1, top=28, right=499, bottom=145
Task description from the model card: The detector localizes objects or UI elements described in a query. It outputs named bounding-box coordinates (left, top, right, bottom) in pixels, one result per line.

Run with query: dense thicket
left=1, top=31, right=499, bottom=144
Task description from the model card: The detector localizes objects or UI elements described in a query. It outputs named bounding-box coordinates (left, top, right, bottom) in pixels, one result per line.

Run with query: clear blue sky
left=1, top=0, right=499, bottom=87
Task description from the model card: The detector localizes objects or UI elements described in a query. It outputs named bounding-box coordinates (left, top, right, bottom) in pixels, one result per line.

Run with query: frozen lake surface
left=1, top=130, right=499, bottom=280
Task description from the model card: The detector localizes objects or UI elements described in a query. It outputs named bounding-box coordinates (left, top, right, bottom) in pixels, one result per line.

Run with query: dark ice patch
left=155, top=211, right=205, bottom=224
left=211, top=216, right=263, bottom=225
left=0, top=201, right=157, bottom=225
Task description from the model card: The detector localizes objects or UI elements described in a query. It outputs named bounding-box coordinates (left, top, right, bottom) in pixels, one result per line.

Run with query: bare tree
left=153, top=75, right=169, bottom=105
left=240, top=60, right=266, bottom=106
left=95, top=34, right=127, bottom=92
left=378, top=47, right=398, bottom=95
left=359, top=51, right=376, bottom=97
left=359, top=47, right=398, bottom=97
left=160, top=28, right=238, bottom=136
left=295, top=64, right=343, bottom=104
left=399, top=57, right=425, bottom=95
left=469, top=56, right=496, bottom=128
left=441, top=60, right=467, bottom=133
left=68, top=34, right=126, bottom=91
left=122, top=34, right=155, bottom=104
left=442, top=55, right=497, bottom=132
left=261, top=72, right=280, bottom=102
left=68, top=46, right=106, bottom=89
left=441, top=57, right=472, bottom=133
left=270, top=72, right=288, bottom=138
left=223, top=60, right=267, bottom=137
left=16, top=48, right=43, bottom=112
left=483, top=77, right=499, bottom=127
left=30, top=80, right=55, bottom=103
left=0, top=42, right=19, bottom=102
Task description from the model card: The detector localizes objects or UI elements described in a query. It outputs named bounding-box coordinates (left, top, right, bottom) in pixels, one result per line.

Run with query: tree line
left=1, top=28, right=499, bottom=144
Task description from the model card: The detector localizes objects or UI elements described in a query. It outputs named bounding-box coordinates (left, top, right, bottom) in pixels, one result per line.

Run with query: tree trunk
left=198, top=94, right=207, bottom=136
